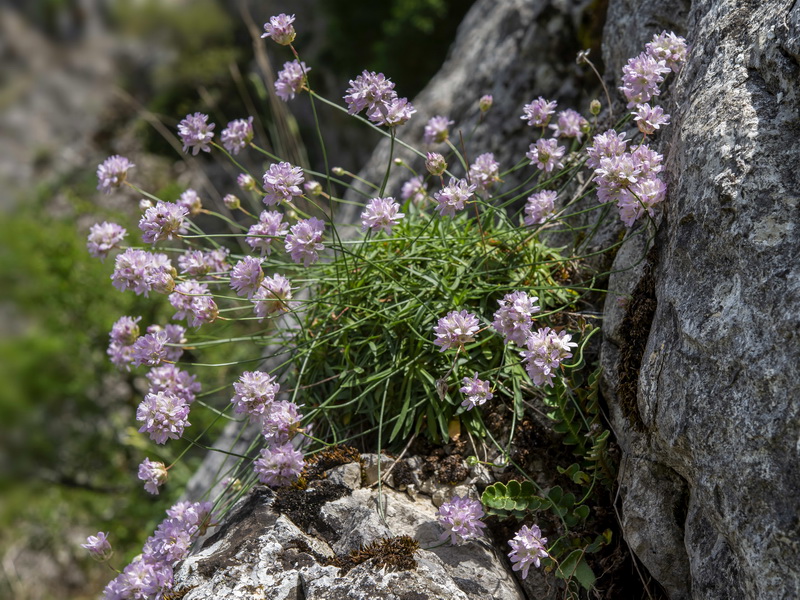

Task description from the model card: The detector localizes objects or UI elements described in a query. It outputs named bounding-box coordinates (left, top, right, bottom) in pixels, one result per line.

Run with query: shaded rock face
left=174, top=463, right=525, bottom=600
left=601, top=0, right=800, bottom=598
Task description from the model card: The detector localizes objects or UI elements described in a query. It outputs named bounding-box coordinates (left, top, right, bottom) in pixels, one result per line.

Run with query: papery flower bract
left=401, top=175, right=428, bottom=205
left=232, top=370, right=280, bottom=417
left=523, top=190, right=557, bottom=226
left=646, top=31, right=688, bottom=73
left=633, top=103, right=670, bottom=135
left=459, top=373, right=493, bottom=410
left=96, top=155, right=134, bottom=193
left=285, top=217, right=325, bottom=267
left=468, top=153, right=500, bottom=196
left=81, top=532, right=112, bottom=561
left=178, top=112, right=215, bottom=155
left=425, top=151, right=447, bottom=176
left=521, top=97, right=557, bottom=127
left=246, top=210, right=289, bottom=256
left=138, top=458, right=168, bottom=495
left=253, top=443, right=304, bottom=487
left=263, top=161, right=304, bottom=205
left=423, top=115, right=454, bottom=144
left=230, top=256, right=264, bottom=299
left=549, top=108, right=589, bottom=141
left=146, top=363, right=200, bottom=404
left=136, top=391, right=191, bottom=444
left=87, top=222, right=127, bottom=260
left=526, top=138, right=565, bottom=173
left=437, top=495, right=487, bottom=545
left=433, top=178, right=476, bottom=217
left=262, top=13, right=296, bottom=45
left=260, top=400, right=302, bottom=445
left=253, top=274, right=292, bottom=319
left=492, top=290, right=540, bottom=345
left=177, top=188, right=202, bottom=216
left=433, top=310, right=480, bottom=352
left=508, top=524, right=549, bottom=579
left=520, top=327, right=577, bottom=387
left=275, top=60, right=310, bottom=102
left=361, top=197, right=405, bottom=235
left=139, top=201, right=189, bottom=244
left=220, top=117, right=254, bottom=154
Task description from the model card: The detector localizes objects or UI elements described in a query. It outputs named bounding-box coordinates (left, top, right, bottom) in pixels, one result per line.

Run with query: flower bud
left=590, top=99, right=602, bottom=116
left=304, top=181, right=323, bottom=196
left=479, top=95, right=493, bottom=113
left=139, top=199, right=153, bottom=211
left=426, top=152, right=447, bottom=176
left=223, top=194, right=240, bottom=210
left=237, top=173, right=256, bottom=191
left=332, top=166, right=345, bottom=176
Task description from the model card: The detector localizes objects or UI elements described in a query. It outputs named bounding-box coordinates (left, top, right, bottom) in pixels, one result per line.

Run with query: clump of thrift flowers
left=96, top=155, right=134, bottom=193
left=178, top=112, right=215, bottom=155
left=433, top=310, right=480, bottom=352
left=361, top=197, right=405, bottom=235
left=253, top=443, right=305, bottom=487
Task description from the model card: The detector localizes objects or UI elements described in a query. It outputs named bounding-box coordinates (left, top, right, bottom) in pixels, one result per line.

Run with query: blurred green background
left=0, top=0, right=475, bottom=597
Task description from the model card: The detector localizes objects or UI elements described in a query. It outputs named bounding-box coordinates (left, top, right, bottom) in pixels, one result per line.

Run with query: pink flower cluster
left=344, top=70, right=416, bottom=127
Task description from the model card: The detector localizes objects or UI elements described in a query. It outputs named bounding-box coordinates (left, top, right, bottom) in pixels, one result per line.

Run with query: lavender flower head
left=521, top=97, right=557, bottom=127
left=81, top=532, right=112, bottom=561
left=230, top=256, right=265, bottom=299
left=423, top=115, right=454, bottom=144
left=169, top=280, right=210, bottom=322
left=526, top=138, right=565, bottom=173
left=254, top=274, right=293, bottom=318
left=549, top=109, right=589, bottom=141
left=344, top=70, right=396, bottom=116
left=361, top=197, right=405, bottom=235
left=619, top=52, right=671, bottom=108
left=263, top=161, right=304, bottom=205
left=401, top=175, right=428, bottom=205
left=97, top=155, right=134, bottom=193
left=468, top=153, right=500, bottom=195
left=459, top=373, right=493, bottom=410
left=137, top=391, right=190, bottom=444
left=221, top=117, right=254, bottom=154
left=437, top=495, right=487, bottom=545
left=162, top=324, right=187, bottom=362
left=246, top=210, right=289, bottom=256
left=275, top=60, right=310, bottom=101
left=508, top=524, right=549, bottom=579
left=138, top=458, right=168, bottom=495
left=146, top=363, right=200, bottom=404
left=231, top=370, right=280, bottom=417
left=492, top=291, right=540, bottom=345
left=87, top=222, right=127, bottom=259
left=104, top=556, right=172, bottom=600
left=132, top=329, right=169, bottom=367
left=523, top=191, right=557, bottom=226
left=177, top=188, right=203, bottom=216
left=111, top=248, right=174, bottom=297
left=178, top=248, right=229, bottom=277
left=633, top=103, right=670, bottom=135
left=434, top=177, right=476, bottom=217
left=262, top=13, right=296, bottom=45
left=254, top=443, right=304, bottom=487
left=433, top=310, right=480, bottom=352
left=260, top=400, right=302, bottom=445
left=616, top=177, right=667, bottom=227
left=646, top=31, right=688, bottom=73
left=285, top=217, right=325, bottom=267
left=223, top=193, right=240, bottom=209
left=520, top=327, right=577, bottom=387
left=139, top=201, right=189, bottom=244
left=178, top=112, right=215, bottom=155
left=586, top=129, right=628, bottom=170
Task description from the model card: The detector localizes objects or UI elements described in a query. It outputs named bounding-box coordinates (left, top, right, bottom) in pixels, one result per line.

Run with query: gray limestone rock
left=601, top=0, right=800, bottom=598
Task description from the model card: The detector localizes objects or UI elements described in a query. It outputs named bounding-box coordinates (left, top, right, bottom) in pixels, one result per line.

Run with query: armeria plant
left=82, top=11, right=686, bottom=599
